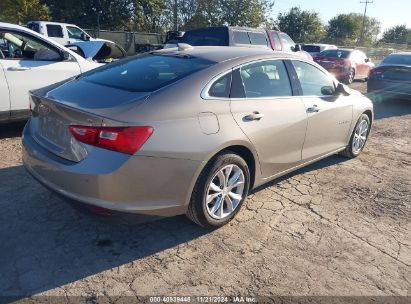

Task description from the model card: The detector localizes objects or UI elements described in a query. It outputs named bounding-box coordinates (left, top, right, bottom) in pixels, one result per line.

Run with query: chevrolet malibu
left=22, top=46, right=373, bottom=228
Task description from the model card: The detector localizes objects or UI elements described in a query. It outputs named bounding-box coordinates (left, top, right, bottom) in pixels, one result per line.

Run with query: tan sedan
left=22, top=46, right=373, bottom=227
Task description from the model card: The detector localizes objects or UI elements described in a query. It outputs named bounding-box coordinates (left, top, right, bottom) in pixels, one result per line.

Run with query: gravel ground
left=0, top=81, right=410, bottom=302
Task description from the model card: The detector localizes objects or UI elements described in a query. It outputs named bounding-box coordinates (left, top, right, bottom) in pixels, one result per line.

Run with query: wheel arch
left=183, top=142, right=261, bottom=209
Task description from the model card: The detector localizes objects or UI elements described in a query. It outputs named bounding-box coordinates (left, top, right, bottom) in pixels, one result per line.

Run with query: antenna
left=359, top=0, right=374, bottom=46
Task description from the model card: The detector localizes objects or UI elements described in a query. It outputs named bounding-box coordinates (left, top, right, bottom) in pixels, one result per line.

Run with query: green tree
left=42, top=0, right=134, bottom=30
left=275, top=7, right=325, bottom=42
left=218, top=0, right=273, bottom=27
left=380, top=25, right=411, bottom=44
left=132, top=0, right=168, bottom=31
left=0, top=0, right=50, bottom=24
left=326, top=13, right=380, bottom=46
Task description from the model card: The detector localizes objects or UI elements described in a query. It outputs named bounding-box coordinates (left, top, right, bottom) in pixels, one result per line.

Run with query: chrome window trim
left=201, top=56, right=339, bottom=101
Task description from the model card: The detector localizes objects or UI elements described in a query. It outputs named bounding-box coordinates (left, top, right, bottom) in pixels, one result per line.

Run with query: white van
left=27, top=21, right=112, bottom=45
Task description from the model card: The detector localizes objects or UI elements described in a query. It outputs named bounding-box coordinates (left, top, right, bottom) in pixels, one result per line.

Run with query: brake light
left=69, top=125, right=153, bottom=155
left=369, top=68, right=383, bottom=75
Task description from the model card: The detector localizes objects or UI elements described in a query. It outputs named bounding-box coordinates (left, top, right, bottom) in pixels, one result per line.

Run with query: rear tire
left=186, top=152, right=250, bottom=228
left=341, top=114, right=371, bottom=158
left=344, top=68, right=355, bottom=84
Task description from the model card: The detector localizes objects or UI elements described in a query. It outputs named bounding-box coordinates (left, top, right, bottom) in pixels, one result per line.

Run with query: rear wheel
left=186, top=152, right=250, bottom=228
left=344, top=68, right=355, bottom=84
left=341, top=114, right=371, bottom=158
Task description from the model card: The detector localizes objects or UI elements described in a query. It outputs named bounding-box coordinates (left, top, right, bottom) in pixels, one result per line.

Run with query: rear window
left=319, top=50, right=350, bottom=59
left=302, top=45, right=321, bottom=53
left=181, top=28, right=228, bottom=46
left=248, top=32, right=268, bottom=46
left=46, top=24, right=64, bottom=38
left=382, top=54, right=411, bottom=65
left=81, top=54, right=216, bottom=92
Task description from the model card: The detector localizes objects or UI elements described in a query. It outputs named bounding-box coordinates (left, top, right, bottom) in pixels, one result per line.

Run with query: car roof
left=389, top=52, right=411, bottom=56
left=185, top=26, right=266, bottom=33
left=27, top=21, right=77, bottom=27
left=154, top=46, right=298, bottom=63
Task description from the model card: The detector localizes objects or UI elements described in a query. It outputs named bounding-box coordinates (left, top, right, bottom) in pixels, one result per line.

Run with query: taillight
left=69, top=125, right=153, bottom=155
left=369, top=68, right=383, bottom=76
left=336, top=59, right=349, bottom=66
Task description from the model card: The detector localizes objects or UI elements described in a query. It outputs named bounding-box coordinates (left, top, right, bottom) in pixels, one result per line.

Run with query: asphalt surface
left=0, top=81, right=410, bottom=302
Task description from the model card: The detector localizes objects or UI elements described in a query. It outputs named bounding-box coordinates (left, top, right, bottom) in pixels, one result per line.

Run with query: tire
left=186, top=152, right=250, bottom=228
left=343, top=68, right=355, bottom=84
left=341, top=114, right=371, bottom=158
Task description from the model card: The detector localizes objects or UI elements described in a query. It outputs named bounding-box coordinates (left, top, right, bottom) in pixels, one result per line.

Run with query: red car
left=314, top=49, right=374, bottom=84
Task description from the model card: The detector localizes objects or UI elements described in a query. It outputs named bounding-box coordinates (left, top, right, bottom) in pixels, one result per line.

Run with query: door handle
left=7, top=67, right=31, bottom=71
left=306, top=105, right=319, bottom=113
left=244, top=111, right=264, bottom=121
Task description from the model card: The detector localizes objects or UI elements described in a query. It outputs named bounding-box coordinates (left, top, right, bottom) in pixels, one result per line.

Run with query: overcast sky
left=271, top=0, right=411, bottom=32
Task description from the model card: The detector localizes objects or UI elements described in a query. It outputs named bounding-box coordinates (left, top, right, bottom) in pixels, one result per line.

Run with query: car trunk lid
left=372, top=65, right=411, bottom=82
left=29, top=80, right=150, bottom=162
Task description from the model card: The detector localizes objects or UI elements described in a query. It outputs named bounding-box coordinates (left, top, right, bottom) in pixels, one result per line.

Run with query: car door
left=230, top=59, right=307, bottom=178
left=0, top=29, right=81, bottom=118
left=289, top=60, right=353, bottom=160
left=0, top=60, right=10, bottom=123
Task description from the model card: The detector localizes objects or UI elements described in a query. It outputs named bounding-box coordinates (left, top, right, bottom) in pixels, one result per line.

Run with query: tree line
left=1, top=0, right=410, bottom=46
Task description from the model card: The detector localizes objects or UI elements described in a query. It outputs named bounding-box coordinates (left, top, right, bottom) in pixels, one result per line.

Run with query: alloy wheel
left=352, top=119, right=369, bottom=154
left=206, top=164, right=245, bottom=220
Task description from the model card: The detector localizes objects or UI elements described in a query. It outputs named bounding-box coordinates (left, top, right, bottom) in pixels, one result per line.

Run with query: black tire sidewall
left=192, top=153, right=250, bottom=228
left=349, top=114, right=371, bottom=157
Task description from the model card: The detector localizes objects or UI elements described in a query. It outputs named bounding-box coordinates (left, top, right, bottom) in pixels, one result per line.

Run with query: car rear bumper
left=367, top=79, right=411, bottom=100
left=22, top=121, right=202, bottom=218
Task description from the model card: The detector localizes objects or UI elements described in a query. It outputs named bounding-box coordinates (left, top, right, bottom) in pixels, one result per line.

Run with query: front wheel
left=186, top=152, right=250, bottom=228
left=341, top=114, right=371, bottom=158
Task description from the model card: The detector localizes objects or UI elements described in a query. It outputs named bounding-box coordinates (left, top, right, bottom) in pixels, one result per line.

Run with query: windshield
left=319, top=50, right=350, bottom=59
left=81, top=53, right=216, bottom=92
left=382, top=54, right=411, bottom=66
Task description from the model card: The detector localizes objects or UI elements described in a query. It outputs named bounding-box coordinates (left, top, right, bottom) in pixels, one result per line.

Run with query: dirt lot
left=0, top=81, right=410, bottom=302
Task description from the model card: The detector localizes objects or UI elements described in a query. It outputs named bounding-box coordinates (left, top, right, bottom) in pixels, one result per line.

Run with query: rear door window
left=46, top=25, right=64, bottom=38
left=248, top=32, right=268, bottom=46
left=233, top=31, right=250, bottom=44
left=239, top=60, right=292, bottom=98
left=82, top=54, right=216, bottom=92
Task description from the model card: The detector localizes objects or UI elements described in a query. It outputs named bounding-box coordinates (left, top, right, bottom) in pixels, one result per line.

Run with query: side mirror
left=80, top=33, right=90, bottom=41
left=60, top=51, right=71, bottom=61
left=321, top=86, right=335, bottom=96
left=293, top=44, right=302, bottom=52
left=335, top=83, right=350, bottom=96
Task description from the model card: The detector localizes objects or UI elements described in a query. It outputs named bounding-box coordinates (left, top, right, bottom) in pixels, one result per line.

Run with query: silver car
left=22, top=46, right=373, bottom=228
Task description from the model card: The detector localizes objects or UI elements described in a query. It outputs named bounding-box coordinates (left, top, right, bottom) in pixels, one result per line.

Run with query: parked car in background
left=302, top=43, right=337, bottom=57
left=0, top=22, right=100, bottom=124
left=23, top=46, right=373, bottom=228
left=27, top=21, right=115, bottom=46
left=66, top=40, right=126, bottom=63
left=314, top=49, right=374, bottom=84
left=368, top=52, right=411, bottom=101
left=180, top=26, right=312, bottom=60
left=163, top=30, right=185, bottom=49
